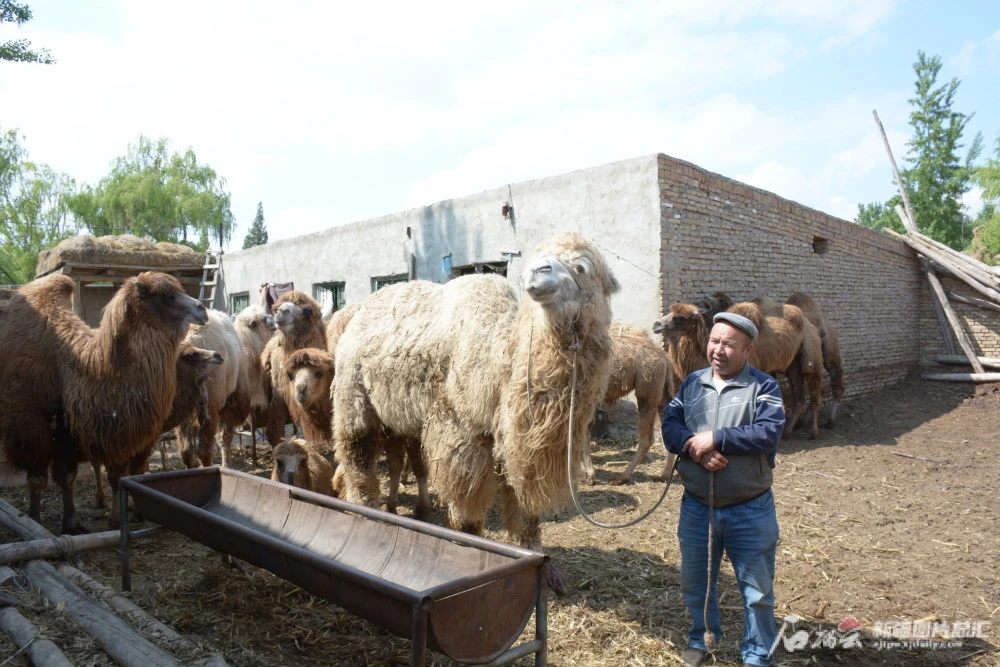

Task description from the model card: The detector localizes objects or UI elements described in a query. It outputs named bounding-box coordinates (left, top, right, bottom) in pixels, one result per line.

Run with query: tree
left=0, top=1, right=54, bottom=64
left=0, top=127, right=77, bottom=283
left=857, top=52, right=982, bottom=248
left=67, top=135, right=234, bottom=251
left=243, top=201, right=268, bottom=248
left=967, top=136, right=1000, bottom=264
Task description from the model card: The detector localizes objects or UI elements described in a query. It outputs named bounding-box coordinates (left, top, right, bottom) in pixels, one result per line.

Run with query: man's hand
left=682, top=430, right=716, bottom=462
left=699, top=450, right=728, bottom=472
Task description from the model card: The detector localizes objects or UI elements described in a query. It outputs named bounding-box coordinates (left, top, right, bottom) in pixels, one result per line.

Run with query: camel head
left=235, top=304, right=276, bottom=342
left=273, top=290, right=322, bottom=337
left=653, top=302, right=708, bottom=340
left=125, top=271, right=208, bottom=335
left=272, top=439, right=309, bottom=488
left=283, top=347, right=335, bottom=406
left=177, top=343, right=224, bottom=381
left=522, top=231, right=619, bottom=327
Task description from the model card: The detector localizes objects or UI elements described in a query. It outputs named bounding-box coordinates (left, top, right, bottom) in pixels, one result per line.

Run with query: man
left=662, top=312, right=785, bottom=667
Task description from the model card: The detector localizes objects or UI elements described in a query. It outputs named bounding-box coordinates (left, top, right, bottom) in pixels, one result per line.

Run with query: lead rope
left=565, top=340, right=678, bottom=530
left=704, top=471, right=717, bottom=657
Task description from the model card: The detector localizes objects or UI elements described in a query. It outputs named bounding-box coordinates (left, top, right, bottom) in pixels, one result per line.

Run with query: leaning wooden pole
left=873, top=109, right=920, bottom=235
left=922, top=372, right=1000, bottom=382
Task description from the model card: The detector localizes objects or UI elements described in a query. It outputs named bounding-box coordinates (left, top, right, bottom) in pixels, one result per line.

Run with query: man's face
left=706, top=322, right=753, bottom=379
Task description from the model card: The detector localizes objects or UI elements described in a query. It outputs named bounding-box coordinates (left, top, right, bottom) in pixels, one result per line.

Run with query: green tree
left=967, top=136, right=1000, bottom=263
left=0, top=1, right=54, bottom=64
left=857, top=51, right=982, bottom=248
left=243, top=201, right=268, bottom=248
left=68, top=135, right=234, bottom=251
left=0, top=127, right=77, bottom=283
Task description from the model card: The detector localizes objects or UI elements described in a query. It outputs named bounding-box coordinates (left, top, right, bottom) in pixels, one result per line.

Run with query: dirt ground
left=1, top=366, right=998, bottom=666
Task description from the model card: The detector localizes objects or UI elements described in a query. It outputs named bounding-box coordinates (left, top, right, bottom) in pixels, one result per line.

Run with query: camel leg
left=499, top=481, right=566, bottom=595
left=219, top=422, right=236, bottom=468
left=198, top=415, right=219, bottom=467
left=612, top=394, right=658, bottom=485
left=806, top=372, right=822, bottom=440
left=339, top=432, right=381, bottom=508
left=92, top=462, right=106, bottom=509
left=384, top=435, right=405, bottom=515
left=265, top=399, right=289, bottom=448
left=26, top=474, right=47, bottom=526
left=51, top=445, right=87, bottom=535
left=405, top=439, right=431, bottom=521
left=176, top=424, right=200, bottom=469
left=104, top=461, right=129, bottom=530
left=579, top=438, right=596, bottom=486
left=782, top=366, right=807, bottom=440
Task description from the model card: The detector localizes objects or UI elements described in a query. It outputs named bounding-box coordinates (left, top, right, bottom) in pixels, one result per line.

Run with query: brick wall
left=919, top=276, right=1000, bottom=360
left=656, top=153, right=928, bottom=401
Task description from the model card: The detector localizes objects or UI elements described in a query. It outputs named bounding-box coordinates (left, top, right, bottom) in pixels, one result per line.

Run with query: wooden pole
left=0, top=528, right=160, bottom=566
left=874, top=109, right=920, bottom=234
left=947, top=291, right=1000, bottom=314
left=922, top=372, right=1000, bottom=382
left=921, top=265, right=985, bottom=373
left=0, top=606, right=75, bottom=667
left=23, top=559, right=181, bottom=667
left=55, top=564, right=231, bottom=667
left=887, top=227, right=1000, bottom=305
left=936, top=354, right=1000, bottom=369
left=892, top=217, right=1000, bottom=292
left=0, top=497, right=55, bottom=541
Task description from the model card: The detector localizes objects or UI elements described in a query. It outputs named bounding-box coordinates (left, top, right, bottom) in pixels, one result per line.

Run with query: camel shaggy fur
left=652, top=301, right=711, bottom=398
left=580, top=323, right=669, bottom=486
left=93, top=342, right=223, bottom=509
left=332, top=232, right=619, bottom=593
left=0, top=271, right=207, bottom=533
left=325, top=303, right=361, bottom=355
left=728, top=299, right=823, bottom=439
left=786, top=292, right=845, bottom=425
left=175, top=310, right=242, bottom=469
left=261, top=291, right=327, bottom=447
left=217, top=305, right=275, bottom=467
left=271, top=438, right=337, bottom=497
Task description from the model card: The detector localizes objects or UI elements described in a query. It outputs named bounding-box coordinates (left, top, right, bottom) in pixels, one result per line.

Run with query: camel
left=332, top=231, right=619, bottom=593
left=218, top=305, right=275, bottom=467
left=0, top=272, right=207, bottom=533
left=653, top=301, right=711, bottom=398
left=786, top=292, right=845, bottom=425
left=261, top=291, right=327, bottom=447
left=271, top=438, right=337, bottom=497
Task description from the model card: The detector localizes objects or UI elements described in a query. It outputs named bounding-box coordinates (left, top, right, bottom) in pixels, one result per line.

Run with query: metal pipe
left=119, top=485, right=130, bottom=592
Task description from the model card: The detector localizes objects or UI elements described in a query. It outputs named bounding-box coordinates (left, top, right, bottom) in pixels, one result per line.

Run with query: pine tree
left=243, top=201, right=268, bottom=249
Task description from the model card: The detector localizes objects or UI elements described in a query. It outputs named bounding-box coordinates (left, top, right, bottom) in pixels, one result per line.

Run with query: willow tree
left=68, top=135, right=234, bottom=251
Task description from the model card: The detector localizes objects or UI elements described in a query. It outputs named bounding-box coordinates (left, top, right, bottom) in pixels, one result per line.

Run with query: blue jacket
left=662, top=363, right=784, bottom=507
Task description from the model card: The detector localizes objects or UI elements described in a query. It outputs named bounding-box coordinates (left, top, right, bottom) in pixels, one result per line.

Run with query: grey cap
left=713, top=312, right=758, bottom=340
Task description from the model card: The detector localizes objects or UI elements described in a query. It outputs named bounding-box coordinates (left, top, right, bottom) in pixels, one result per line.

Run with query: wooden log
left=0, top=528, right=158, bottom=566
left=23, top=559, right=181, bottom=667
left=0, top=564, right=16, bottom=585
left=0, top=497, right=56, bottom=541
left=911, top=226, right=1000, bottom=279
left=922, top=372, right=1000, bottom=382
left=897, top=218, right=1000, bottom=290
left=56, top=564, right=231, bottom=667
left=948, top=291, right=1000, bottom=313
left=921, top=263, right=985, bottom=374
left=936, top=355, right=1000, bottom=369
left=887, top=227, right=1000, bottom=305
left=873, top=110, right=920, bottom=234
left=0, top=606, right=74, bottom=667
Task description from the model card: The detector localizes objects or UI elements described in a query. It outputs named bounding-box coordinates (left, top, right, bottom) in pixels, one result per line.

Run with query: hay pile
left=36, top=235, right=204, bottom=277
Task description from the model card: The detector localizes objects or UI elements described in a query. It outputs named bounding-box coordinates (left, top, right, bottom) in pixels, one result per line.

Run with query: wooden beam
left=874, top=109, right=920, bottom=235
left=886, top=227, right=1000, bottom=305
left=922, top=372, right=1000, bottom=382
left=947, top=291, right=1000, bottom=314
left=0, top=606, right=74, bottom=667
left=922, top=263, right=985, bottom=373
left=936, top=354, right=1000, bottom=369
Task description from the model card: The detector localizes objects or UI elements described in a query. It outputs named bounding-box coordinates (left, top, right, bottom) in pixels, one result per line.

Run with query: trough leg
left=535, top=566, right=548, bottom=666
left=119, top=485, right=131, bottom=592
left=410, top=604, right=428, bottom=667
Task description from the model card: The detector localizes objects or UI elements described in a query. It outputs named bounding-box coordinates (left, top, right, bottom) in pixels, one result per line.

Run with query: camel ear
left=134, top=279, right=150, bottom=299
left=302, top=305, right=314, bottom=317
left=604, top=272, right=621, bottom=297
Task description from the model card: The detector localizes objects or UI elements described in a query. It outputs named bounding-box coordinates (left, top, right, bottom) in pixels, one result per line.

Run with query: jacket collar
left=695, top=363, right=753, bottom=388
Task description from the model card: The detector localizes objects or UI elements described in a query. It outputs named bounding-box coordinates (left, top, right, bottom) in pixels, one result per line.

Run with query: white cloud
left=950, top=28, right=1000, bottom=77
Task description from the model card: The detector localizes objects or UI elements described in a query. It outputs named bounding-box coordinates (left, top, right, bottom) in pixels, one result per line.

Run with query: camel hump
left=781, top=304, right=805, bottom=331
left=726, top=302, right=763, bottom=330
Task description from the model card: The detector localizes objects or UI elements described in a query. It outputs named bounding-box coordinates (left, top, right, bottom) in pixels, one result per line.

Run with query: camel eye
left=286, top=372, right=294, bottom=382
left=249, top=320, right=257, bottom=328
left=314, top=370, right=322, bottom=379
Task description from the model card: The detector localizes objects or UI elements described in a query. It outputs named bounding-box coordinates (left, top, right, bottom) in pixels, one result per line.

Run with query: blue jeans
left=677, top=489, right=779, bottom=666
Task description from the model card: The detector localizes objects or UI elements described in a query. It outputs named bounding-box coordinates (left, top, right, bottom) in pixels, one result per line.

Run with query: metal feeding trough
left=119, top=467, right=547, bottom=666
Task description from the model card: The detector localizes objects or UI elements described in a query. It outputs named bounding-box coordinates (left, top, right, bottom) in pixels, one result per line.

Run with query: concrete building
left=217, top=152, right=1000, bottom=403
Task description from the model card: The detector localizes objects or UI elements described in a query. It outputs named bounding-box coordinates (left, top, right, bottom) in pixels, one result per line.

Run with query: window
left=812, top=236, right=830, bottom=255
left=230, top=292, right=249, bottom=314
left=454, top=261, right=508, bottom=278
left=372, top=274, right=408, bottom=292
left=313, top=281, right=346, bottom=313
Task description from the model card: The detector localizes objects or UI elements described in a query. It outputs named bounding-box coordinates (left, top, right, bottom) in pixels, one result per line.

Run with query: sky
left=2, top=1, right=999, bottom=250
